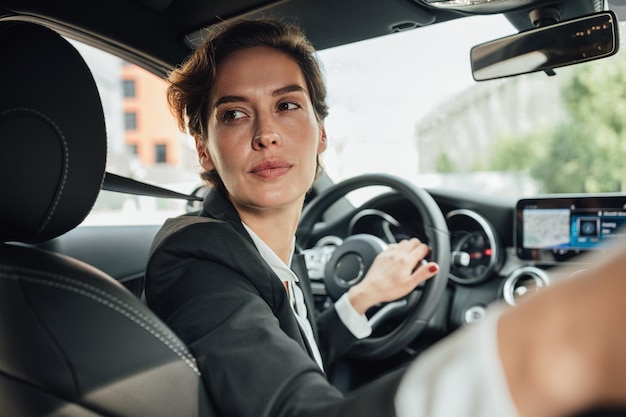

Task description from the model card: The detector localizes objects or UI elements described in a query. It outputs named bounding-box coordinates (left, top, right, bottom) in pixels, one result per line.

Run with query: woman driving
left=145, top=18, right=626, bottom=417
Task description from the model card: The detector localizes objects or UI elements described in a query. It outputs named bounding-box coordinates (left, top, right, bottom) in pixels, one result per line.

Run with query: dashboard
left=304, top=189, right=626, bottom=337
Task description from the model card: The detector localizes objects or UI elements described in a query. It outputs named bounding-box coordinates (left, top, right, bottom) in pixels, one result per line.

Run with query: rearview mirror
left=471, top=11, right=619, bottom=81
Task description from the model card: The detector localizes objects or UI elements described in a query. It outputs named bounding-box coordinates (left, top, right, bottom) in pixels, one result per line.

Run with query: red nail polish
left=428, top=265, right=438, bottom=273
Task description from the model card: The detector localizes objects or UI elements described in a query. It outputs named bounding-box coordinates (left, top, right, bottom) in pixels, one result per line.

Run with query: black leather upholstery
left=0, top=21, right=106, bottom=244
left=0, top=21, right=213, bottom=416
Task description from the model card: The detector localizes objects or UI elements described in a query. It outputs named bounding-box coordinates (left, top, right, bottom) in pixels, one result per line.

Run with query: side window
left=69, top=40, right=200, bottom=225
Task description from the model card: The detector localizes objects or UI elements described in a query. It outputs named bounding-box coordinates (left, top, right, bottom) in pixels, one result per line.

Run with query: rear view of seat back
left=0, top=20, right=214, bottom=417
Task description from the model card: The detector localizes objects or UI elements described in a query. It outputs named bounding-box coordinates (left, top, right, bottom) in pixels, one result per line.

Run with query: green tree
left=531, top=123, right=621, bottom=193
left=489, top=58, right=626, bottom=193
left=490, top=129, right=545, bottom=172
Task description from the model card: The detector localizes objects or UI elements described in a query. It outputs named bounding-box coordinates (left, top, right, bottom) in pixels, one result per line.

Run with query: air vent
left=502, top=266, right=550, bottom=306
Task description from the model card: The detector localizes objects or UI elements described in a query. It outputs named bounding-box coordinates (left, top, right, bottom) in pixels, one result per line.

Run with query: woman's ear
left=195, top=136, right=215, bottom=171
left=318, top=126, right=328, bottom=154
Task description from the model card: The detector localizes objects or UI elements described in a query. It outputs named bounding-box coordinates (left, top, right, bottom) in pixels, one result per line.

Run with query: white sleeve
left=395, top=303, right=520, bottom=417
left=334, top=292, right=372, bottom=339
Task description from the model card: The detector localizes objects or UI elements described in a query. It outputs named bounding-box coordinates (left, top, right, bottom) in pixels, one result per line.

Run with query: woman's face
left=197, top=46, right=326, bottom=214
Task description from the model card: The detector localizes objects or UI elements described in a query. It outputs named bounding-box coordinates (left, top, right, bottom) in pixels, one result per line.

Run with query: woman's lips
left=250, top=159, right=292, bottom=179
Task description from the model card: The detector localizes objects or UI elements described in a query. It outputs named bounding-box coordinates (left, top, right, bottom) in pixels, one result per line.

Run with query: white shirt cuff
left=334, top=293, right=372, bottom=339
left=395, top=303, right=519, bottom=417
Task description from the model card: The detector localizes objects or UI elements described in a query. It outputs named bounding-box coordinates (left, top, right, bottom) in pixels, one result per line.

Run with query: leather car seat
left=0, top=21, right=214, bottom=417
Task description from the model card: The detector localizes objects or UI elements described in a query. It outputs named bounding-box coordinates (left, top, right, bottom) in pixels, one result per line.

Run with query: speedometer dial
left=454, top=231, right=492, bottom=280
left=446, top=209, right=502, bottom=285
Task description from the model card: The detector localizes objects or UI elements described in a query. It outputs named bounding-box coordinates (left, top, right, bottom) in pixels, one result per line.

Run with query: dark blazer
left=145, top=189, right=405, bottom=417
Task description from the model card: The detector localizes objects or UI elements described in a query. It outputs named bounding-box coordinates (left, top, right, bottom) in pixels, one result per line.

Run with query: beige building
left=122, top=64, right=182, bottom=166
left=121, top=64, right=199, bottom=188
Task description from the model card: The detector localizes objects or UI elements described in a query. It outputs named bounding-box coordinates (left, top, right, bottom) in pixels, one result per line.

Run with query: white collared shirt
left=242, top=223, right=371, bottom=371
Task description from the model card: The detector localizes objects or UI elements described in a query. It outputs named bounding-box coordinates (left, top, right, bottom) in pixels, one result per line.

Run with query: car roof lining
left=0, top=0, right=480, bottom=72
left=0, top=0, right=610, bottom=78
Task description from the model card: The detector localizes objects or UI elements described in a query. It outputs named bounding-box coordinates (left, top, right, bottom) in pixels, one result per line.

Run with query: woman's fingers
left=386, top=238, right=435, bottom=275
left=347, top=237, right=440, bottom=314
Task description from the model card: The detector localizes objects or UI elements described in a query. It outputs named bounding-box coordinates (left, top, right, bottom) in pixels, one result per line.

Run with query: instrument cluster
left=347, top=207, right=504, bottom=286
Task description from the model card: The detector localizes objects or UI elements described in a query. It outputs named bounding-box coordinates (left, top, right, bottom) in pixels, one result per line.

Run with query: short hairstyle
left=166, top=19, right=329, bottom=191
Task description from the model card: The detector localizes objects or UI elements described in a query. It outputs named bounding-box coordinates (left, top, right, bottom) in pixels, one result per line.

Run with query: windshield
left=319, top=13, right=626, bottom=199
left=77, top=11, right=626, bottom=225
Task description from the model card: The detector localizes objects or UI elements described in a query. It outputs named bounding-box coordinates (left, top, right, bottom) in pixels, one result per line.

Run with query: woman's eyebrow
left=273, top=84, right=307, bottom=97
left=213, top=95, right=246, bottom=108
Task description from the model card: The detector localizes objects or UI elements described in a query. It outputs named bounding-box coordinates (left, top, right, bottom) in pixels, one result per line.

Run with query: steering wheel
left=297, top=173, right=450, bottom=359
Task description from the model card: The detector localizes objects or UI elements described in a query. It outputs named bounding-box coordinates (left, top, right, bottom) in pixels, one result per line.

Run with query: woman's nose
left=252, top=116, right=281, bottom=150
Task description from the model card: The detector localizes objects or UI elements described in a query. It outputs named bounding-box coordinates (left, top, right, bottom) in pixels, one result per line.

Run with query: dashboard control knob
left=464, top=305, right=486, bottom=324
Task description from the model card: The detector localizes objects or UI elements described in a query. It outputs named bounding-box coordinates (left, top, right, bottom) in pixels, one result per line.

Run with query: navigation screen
left=516, top=195, right=626, bottom=262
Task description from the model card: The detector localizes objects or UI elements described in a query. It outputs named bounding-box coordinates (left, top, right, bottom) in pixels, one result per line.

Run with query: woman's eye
left=221, top=109, right=246, bottom=122
left=278, top=102, right=301, bottom=112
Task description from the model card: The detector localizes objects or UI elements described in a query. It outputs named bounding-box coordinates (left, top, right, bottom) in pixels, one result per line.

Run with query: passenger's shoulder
left=148, top=215, right=240, bottom=257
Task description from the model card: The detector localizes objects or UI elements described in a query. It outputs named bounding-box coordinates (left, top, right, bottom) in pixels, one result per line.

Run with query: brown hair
left=166, top=19, right=329, bottom=191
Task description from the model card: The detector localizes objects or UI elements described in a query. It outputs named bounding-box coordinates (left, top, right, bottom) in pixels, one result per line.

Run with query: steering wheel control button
left=304, top=237, right=343, bottom=280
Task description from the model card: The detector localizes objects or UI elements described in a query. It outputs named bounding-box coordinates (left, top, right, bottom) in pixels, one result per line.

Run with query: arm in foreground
left=499, top=238, right=626, bottom=417
left=395, top=237, right=626, bottom=417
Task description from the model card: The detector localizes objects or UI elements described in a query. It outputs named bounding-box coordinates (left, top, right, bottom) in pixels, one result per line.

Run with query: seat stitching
left=0, top=267, right=200, bottom=376
left=0, top=107, right=69, bottom=234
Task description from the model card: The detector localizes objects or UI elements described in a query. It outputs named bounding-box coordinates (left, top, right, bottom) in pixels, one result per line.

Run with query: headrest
left=0, top=21, right=107, bottom=244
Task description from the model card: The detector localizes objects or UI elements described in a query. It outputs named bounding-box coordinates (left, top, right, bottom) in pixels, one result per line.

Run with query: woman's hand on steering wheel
left=297, top=173, right=450, bottom=359
left=347, top=238, right=440, bottom=315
